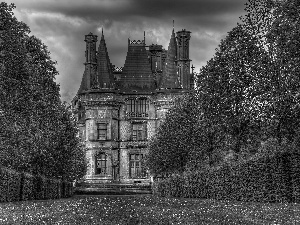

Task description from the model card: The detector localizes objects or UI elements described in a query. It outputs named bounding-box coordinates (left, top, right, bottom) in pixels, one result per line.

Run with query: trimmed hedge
left=33, top=175, right=47, bottom=200
left=153, top=149, right=300, bottom=203
left=20, top=172, right=35, bottom=201
left=0, top=167, right=22, bottom=202
left=46, top=178, right=59, bottom=199
left=66, top=181, right=74, bottom=197
left=0, top=166, right=74, bottom=202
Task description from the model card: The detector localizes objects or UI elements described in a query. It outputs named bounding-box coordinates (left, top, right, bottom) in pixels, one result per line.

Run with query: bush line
left=152, top=149, right=300, bottom=203
left=0, top=167, right=73, bottom=202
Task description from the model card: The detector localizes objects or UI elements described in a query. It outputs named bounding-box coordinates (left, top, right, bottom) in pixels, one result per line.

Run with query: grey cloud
left=13, top=0, right=247, bottom=25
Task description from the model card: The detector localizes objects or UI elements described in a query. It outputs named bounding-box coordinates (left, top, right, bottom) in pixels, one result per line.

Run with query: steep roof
left=118, top=39, right=155, bottom=92
left=77, top=70, right=88, bottom=94
left=97, top=30, right=115, bottom=89
left=159, top=28, right=180, bottom=89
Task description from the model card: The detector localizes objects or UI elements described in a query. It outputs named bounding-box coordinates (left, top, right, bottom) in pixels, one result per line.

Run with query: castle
left=72, top=25, right=194, bottom=184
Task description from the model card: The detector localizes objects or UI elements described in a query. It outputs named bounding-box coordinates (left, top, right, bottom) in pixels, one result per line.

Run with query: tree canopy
left=0, top=3, right=86, bottom=181
left=146, top=0, right=300, bottom=177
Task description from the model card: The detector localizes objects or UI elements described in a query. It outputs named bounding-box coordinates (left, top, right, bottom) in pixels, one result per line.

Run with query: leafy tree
left=0, top=2, right=38, bottom=171
left=197, top=24, right=269, bottom=159
left=40, top=102, right=86, bottom=181
left=146, top=92, right=200, bottom=176
left=146, top=90, right=227, bottom=176
left=241, top=0, right=300, bottom=144
left=0, top=2, right=86, bottom=181
left=148, top=0, right=300, bottom=175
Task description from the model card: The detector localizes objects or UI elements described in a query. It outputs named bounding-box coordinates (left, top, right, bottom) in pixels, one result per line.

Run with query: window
left=132, top=123, right=147, bottom=141
left=95, top=153, right=107, bottom=176
left=127, top=99, right=135, bottom=112
left=126, top=98, right=149, bottom=113
left=97, top=123, right=107, bottom=140
left=129, top=154, right=146, bottom=178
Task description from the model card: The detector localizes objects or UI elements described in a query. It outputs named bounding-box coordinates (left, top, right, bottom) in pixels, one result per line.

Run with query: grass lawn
left=0, top=195, right=299, bottom=224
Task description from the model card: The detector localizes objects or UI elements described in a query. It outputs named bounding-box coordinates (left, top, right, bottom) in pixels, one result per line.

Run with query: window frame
left=97, top=122, right=107, bottom=140
left=126, top=98, right=149, bottom=113
left=95, top=153, right=107, bottom=176
left=132, top=123, right=147, bottom=141
left=129, top=153, right=146, bottom=178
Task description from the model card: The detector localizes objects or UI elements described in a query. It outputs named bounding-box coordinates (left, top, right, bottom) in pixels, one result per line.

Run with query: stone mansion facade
left=72, top=26, right=194, bottom=184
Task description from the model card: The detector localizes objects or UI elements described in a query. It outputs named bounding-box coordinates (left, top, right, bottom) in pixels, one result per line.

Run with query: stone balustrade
left=126, top=112, right=149, bottom=118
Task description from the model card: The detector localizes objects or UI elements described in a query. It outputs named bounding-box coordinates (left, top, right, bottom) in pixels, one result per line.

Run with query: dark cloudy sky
left=6, top=0, right=248, bottom=103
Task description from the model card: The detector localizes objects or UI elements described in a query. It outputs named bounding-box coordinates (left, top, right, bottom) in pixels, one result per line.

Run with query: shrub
left=0, top=166, right=74, bottom=202
left=0, top=167, right=21, bottom=202
left=46, top=178, right=60, bottom=199
left=33, top=175, right=47, bottom=200
left=20, top=172, right=35, bottom=201
left=65, top=181, right=74, bottom=198
left=152, top=142, right=300, bottom=203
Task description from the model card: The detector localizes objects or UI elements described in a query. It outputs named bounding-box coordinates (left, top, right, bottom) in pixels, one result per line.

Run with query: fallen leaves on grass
left=0, top=196, right=298, bottom=224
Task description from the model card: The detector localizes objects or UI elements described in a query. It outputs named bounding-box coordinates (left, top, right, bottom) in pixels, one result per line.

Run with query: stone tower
left=176, top=29, right=192, bottom=89
left=148, top=44, right=164, bottom=87
left=81, top=32, right=98, bottom=91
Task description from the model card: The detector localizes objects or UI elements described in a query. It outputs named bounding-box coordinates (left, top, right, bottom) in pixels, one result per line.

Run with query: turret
left=96, top=30, right=115, bottom=89
left=149, top=44, right=163, bottom=71
left=159, top=27, right=180, bottom=89
left=85, top=32, right=98, bottom=64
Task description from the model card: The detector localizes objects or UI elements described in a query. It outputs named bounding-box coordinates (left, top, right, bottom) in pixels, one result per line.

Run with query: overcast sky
left=6, top=0, right=248, bottom=103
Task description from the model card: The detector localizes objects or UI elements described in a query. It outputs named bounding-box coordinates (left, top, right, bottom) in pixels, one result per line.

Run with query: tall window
left=127, top=99, right=135, bottom=112
left=129, top=154, right=146, bottom=178
left=97, top=123, right=107, bottom=140
left=132, top=123, right=147, bottom=141
left=96, top=153, right=107, bottom=176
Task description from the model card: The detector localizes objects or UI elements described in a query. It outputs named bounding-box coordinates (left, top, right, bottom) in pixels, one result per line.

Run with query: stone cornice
left=127, top=141, right=148, bottom=148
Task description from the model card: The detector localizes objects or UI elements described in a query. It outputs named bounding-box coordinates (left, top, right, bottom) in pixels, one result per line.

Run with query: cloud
left=11, top=0, right=246, bottom=22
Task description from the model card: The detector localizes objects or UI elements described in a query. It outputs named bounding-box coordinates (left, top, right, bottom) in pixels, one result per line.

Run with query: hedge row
left=153, top=149, right=300, bottom=203
left=0, top=167, right=74, bottom=202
